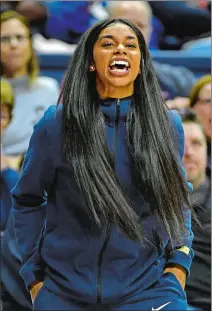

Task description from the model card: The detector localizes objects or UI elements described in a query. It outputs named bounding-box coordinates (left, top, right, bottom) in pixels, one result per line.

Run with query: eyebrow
left=99, top=35, right=137, bottom=41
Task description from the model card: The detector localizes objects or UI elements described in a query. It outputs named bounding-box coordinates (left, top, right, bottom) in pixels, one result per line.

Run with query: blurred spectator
left=190, top=75, right=211, bottom=142
left=32, top=33, right=78, bottom=54
left=15, top=1, right=107, bottom=44
left=0, top=78, right=31, bottom=311
left=189, top=75, right=211, bottom=171
left=0, top=78, right=19, bottom=232
left=182, top=36, right=211, bottom=52
left=148, top=15, right=164, bottom=50
left=180, top=109, right=211, bottom=311
left=188, top=0, right=210, bottom=9
left=149, top=0, right=211, bottom=50
left=106, top=1, right=196, bottom=100
left=0, top=1, right=20, bottom=13
left=1, top=10, right=59, bottom=156
left=107, top=1, right=152, bottom=45
left=105, top=0, right=163, bottom=49
left=165, top=96, right=191, bottom=111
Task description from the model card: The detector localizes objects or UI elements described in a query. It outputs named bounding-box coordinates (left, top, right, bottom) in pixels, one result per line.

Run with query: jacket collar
left=99, top=96, right=133, bottom=125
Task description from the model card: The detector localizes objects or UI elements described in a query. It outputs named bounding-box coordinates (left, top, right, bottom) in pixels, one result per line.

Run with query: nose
left=10, top=36, right=19, bottom=48
left=114, top=44, right=127, bottom=55
left=184, top=141, right=193, bottom=157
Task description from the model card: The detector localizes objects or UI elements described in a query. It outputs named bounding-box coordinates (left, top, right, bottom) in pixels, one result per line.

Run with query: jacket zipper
left=114, top=99, right=120, bottom=160
left=97, top=223, right=112, bottom=303
left=96, top=99, right=120, bottom=303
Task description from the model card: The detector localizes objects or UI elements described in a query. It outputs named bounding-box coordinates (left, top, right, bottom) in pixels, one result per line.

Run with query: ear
left=89, top=65, right=95, bottom=72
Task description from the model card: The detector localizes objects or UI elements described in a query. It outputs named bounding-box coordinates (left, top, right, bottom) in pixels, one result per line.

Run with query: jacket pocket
left=39, top=225, right=58, bottom=256
left=163, top=272, right=186, bottom=299
left=33, top=284, right=46, bottom=307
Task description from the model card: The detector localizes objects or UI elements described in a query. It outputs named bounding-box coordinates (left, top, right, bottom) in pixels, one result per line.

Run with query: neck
left=96, top=79, right=134, bottom=99
left=192, top=172, right=206, bottom=190
left=3, top=67, right=28, bottom=79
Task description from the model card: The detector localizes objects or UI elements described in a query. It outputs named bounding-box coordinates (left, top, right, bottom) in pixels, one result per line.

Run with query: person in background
left=0, top=77, right=31, bottom=311
left=14, top=1, right=107, bottom=44
left=190, top=75, right=211, bottom=143
left=180, top=109, right=211, bottom=311
left=106, top=1, right=197, bottom=103
left=1, top=10, right=59, bottom=157
left=0, top=1, right=20, bottom=13
left=189, top=75, right=211, bottom=171
left=149, top=0, right=211, bottom=50
left=0, top=78, right=19, bottom=232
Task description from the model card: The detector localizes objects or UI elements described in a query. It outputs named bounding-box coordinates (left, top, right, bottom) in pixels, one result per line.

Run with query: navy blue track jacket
left=12, top=97, right=194, bottom=304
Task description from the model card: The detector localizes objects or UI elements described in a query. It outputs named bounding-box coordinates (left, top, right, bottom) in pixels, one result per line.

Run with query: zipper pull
left=117, top=98, right=120, bottom=106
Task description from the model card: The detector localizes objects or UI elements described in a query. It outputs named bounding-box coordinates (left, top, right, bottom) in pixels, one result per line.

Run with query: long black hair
left=59, top=18, right=194, bottom=245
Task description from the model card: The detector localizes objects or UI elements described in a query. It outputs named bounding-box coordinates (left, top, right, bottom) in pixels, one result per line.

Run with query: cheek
left=132, top=54, right=141, bottom=73
left=194, top=105, right=211, bottom=124
left=95, top=61, right=109, bottom=81
left=199, top=151, right=208, bottom=170
left=21, top=43, right=32, bottom=63
left=95, top=61, right=105, bottom=73
left=94, top=50, right=107, bottom=66
left=1, top=120, right=9, bottom=131
left=202, top=105, right=211, bottom=116
left=1, top=46, right=10, bottom=64
left=132, top=60, right=141, bottom=78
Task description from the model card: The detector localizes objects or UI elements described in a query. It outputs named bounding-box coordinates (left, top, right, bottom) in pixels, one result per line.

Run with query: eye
left=126, top=44, right=137, bottom=48
left=16, top=35, right=26, bottom=41
left=102, top=42, right=114, bottom=47
left=0, top=36, right=10, bottom=43
left=192, top=140, right=202, bottom=147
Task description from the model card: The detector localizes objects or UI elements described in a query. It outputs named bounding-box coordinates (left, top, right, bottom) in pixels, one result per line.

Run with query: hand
left=164, top=265, right=186, bottom=289
left=166, top=97, right=190, bottom=110
left=30, top=281, right=44, bottom=303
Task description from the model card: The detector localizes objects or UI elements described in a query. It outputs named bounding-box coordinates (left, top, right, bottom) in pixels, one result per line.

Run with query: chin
left=187, top=173, right=198, bottom=182
left=109, top=78, right=133, bottom=87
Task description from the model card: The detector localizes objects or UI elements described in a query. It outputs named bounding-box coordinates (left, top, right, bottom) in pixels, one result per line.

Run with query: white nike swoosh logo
left=152, top=301, right=171, bottom=311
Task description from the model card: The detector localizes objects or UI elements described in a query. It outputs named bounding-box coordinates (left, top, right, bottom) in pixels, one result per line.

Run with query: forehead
left=1, top=18, right=28, bottom=34
left=98, top=23, right=138, bottom=40
left=183, top=122, right=205, bottom=141
left=199, top=82, right=211, bottom=97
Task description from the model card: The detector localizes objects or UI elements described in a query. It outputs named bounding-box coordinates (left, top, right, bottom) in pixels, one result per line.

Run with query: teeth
left=110, top=68, right=128, bottom=72
left=110, top=60, right=129, bottom=67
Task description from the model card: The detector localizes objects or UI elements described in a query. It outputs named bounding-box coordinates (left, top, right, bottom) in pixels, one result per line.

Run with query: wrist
left=30, top=281, right=43, bottom=291
left=164, top=265, right=186, bottom=288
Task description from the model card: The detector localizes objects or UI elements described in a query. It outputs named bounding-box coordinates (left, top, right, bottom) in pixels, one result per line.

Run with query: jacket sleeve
left=42, top=2, right=95, bottom=42
left=1, top=168, right=19, bottom=231
left=12, top=106, right=56, bottom=290
left=149, top=1, right=211, bottom=38
left=165, top=110, right=194, bottom=276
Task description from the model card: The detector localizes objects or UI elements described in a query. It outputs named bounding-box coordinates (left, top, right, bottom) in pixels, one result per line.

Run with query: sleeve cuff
left=165, top=247, right=194, bottom=277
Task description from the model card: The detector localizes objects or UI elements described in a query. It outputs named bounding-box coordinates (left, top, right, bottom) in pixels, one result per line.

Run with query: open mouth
left=109, top=60, right=130, bottom=73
